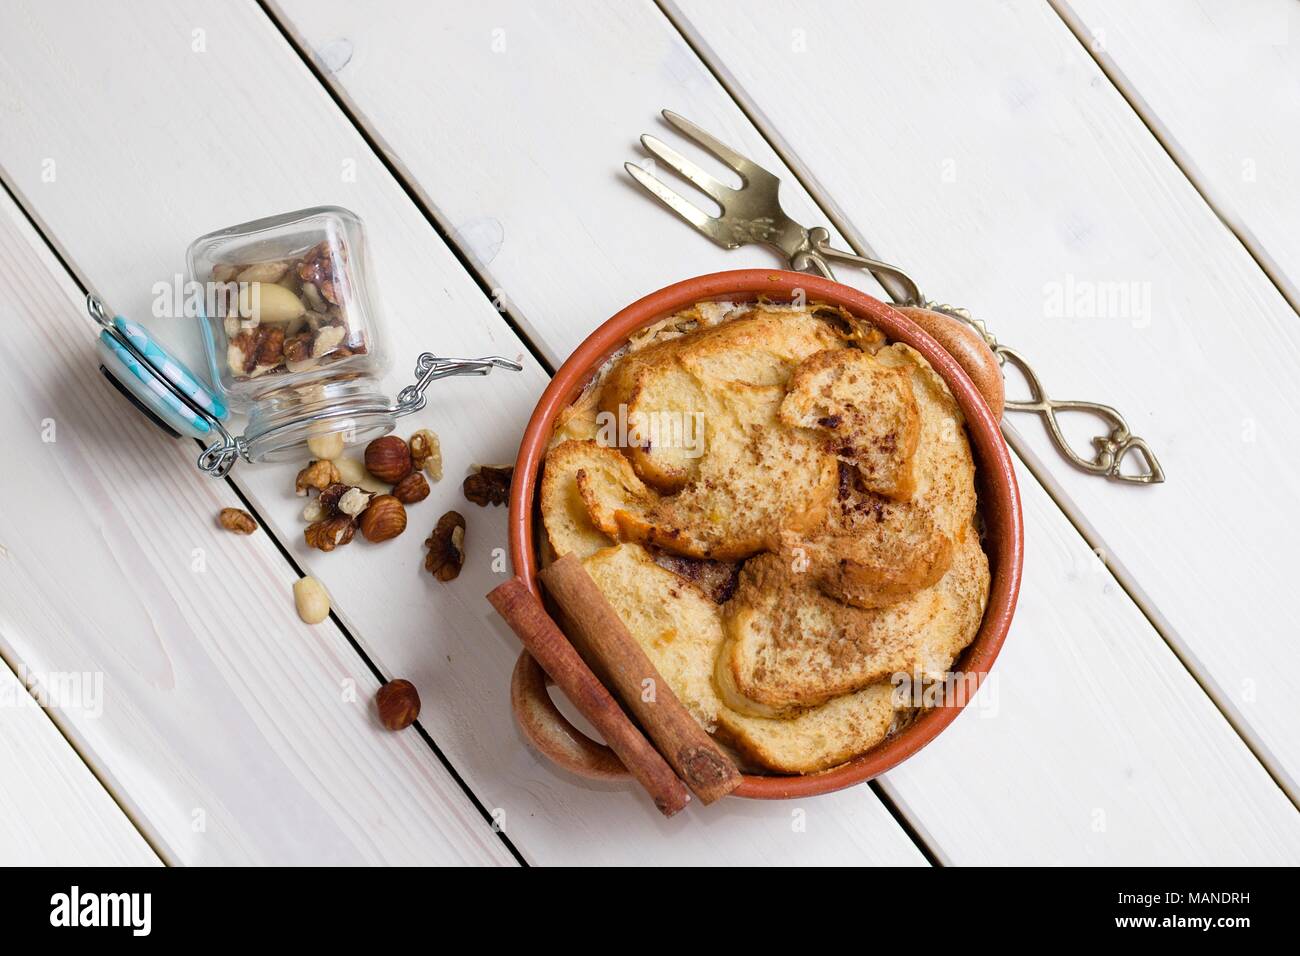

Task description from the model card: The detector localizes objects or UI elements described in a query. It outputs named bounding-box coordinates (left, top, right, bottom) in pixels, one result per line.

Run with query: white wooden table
left=0, top=0, right=1297, bottom=866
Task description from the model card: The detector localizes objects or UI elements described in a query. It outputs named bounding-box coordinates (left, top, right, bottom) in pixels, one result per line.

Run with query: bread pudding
left=538, top=300, right=990, bottom=774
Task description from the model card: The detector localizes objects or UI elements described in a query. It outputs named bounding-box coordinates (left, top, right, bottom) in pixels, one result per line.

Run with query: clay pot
left=507, top=270, right=1023, bottom=799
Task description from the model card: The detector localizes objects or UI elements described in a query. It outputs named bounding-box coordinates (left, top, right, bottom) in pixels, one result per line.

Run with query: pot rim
left=508, top=269, right=1023, bottom=799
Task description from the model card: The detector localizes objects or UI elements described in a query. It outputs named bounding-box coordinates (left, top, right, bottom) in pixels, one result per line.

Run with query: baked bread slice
left=597, top=337, right=710, bottom=493
left=874, top=342, right=978, bottom=539
left=547, top=416, right=836, bottom=564
left=581, top=543, right=724, bottom=732
left=581, top=543, right=897, bottom=773
left=673, top=304, right=846, bottom=386
left=784, top=343, right=978, bottom=608
left=780, top=347, right=920, bottom=500
left=597, top=305, right=846, bottom=493
left=716, top=684, right=895, bottom=775
left=788, top=463, right=953, bottom=609
left=541, top=440, right=644, bottom=559
left=717, top=530, right=989, bottom=716
left=613, top=382, right=837, bottom=560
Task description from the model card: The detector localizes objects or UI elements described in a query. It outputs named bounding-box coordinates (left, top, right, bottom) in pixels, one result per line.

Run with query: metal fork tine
left=661, top=109, right=756, bottom=180
left=640, top=134, right=733, bottom=205
left=623, top=162, right=737, bottom=249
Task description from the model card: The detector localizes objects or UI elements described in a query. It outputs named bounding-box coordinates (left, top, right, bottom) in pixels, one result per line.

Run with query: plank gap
left=257, top=0, right=556, bottom=377
left=1049, top=0, right=1300, bottom=320
left=0, top=646, right=168, bottom=865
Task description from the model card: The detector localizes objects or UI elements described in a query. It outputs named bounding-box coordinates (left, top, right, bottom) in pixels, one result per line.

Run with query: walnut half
left=424, top=511, right=465, bottom=581
left=296, top=459, right=341, bottom=496
left=463, top=465, right=512, bottom=507
left=304, top=516, right=356, bottom=552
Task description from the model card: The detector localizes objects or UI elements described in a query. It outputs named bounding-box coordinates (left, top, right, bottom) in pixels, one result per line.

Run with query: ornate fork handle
left=992, top=345, right=1163, bottom=484
left=793, top=227, right=923, bottom=305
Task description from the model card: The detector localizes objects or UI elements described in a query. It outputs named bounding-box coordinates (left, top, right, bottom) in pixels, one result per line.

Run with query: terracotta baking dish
left=508, top=270, right=1023, bottom=800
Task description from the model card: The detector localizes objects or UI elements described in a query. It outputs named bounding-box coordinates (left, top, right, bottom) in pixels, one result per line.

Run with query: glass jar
left=187, top=205, right=394, bottom=462
left=84, top=206, right=520, bottom=478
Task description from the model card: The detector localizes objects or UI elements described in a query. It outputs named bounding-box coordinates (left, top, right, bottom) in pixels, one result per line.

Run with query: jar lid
left=96, top=312, right=228, bottom=439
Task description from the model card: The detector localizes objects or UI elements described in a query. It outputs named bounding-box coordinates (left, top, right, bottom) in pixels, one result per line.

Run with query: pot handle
left=510, top=311, right=1003, bottom=783
left=893, top=306, right=1005, bottom=421
left=511, top=650, right=630, bottom=780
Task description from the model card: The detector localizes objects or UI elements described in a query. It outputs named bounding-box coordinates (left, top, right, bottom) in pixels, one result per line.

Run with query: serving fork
left=625, top=110, right=1163, bottom=485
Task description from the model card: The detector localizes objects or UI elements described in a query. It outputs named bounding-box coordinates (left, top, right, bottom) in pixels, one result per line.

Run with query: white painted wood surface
left=0, top=0, right=1295, bottom=865
left=1057, top=0, right=1300, bottom=310
left=266, top=0, right=1300, bottom=862
left=0, top=0, right=925, bottom=865
left=668, top=0, right=1300, bottom=798
left=0, top=661, right=160, bottom=865
left=271, top=0, right=890, bottom=368
left=0, top=185, right=513, bottom=866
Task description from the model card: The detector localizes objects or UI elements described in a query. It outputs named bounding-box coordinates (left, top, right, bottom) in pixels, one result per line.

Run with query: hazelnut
left=295, top=459, right=341, bottom=496
left=375, top=679, right=420, bottom=731
left=217, top=507, right=257, bottom=535
left=424, top=511, right=465, bottom=581
left=463, top=465, right=512, bottom=507
left=304, top=516, right=356, bottom=552
left=392, top=471, right=430, bottom=504
left=364, top=435, right=412, bottom=483
left=359, top=495, right=407, bottom=542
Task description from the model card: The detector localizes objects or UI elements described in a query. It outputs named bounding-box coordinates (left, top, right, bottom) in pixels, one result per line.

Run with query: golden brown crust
left=541, top=440, right=639, bottom=559
left=536, top=301, right=990, bottom=774
left=597, top=338, right=708, bottom=494
left=718, top=533, right=988, bottom=716
left=582, top=543, right=900, bottom=774
left=780, top=347, right=920, bottom=500
left=611, top=382, right=837, bottom=560
left=791, top=463, right=953, bottom=609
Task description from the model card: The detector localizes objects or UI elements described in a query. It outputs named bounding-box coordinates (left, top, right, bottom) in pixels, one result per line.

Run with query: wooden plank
left=0, top=184, right=512, bottom=866
left=666, top=0, right=1300, bottom=800
left=884, top=463, right=1298, bottom=864
left=0, top=661, right=160, bottom=866
left=266, top=0, right=1300, bottom=862
left=0, top=0, right=925, bottom=864
left=1056, top=0, right=1300, bottom=310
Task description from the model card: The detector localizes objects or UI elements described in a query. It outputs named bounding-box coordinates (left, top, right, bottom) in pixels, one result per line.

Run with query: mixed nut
left=214, top=423, right=519, bottom=734
left=215, top=420, right=518, bottom=741
left=295, top=431, right=461, bottom=570
left=218, top=507, right=258, bottom=535
left=463, top=465, right=512, bottom=507
left=299, top=436, right=407, bottom=553
left=210, top=240, right=367, bottom=381
left=424, top=511, right=466, bottom=582
left=293, top=576, right=331, bottom=625
left=375, top=679, right=421, bottom=731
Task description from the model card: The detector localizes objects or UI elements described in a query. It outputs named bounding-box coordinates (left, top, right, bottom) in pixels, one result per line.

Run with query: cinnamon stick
left=487, top=577, right=690, bottom=817
left=539, top=554, right=742, bottom=804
